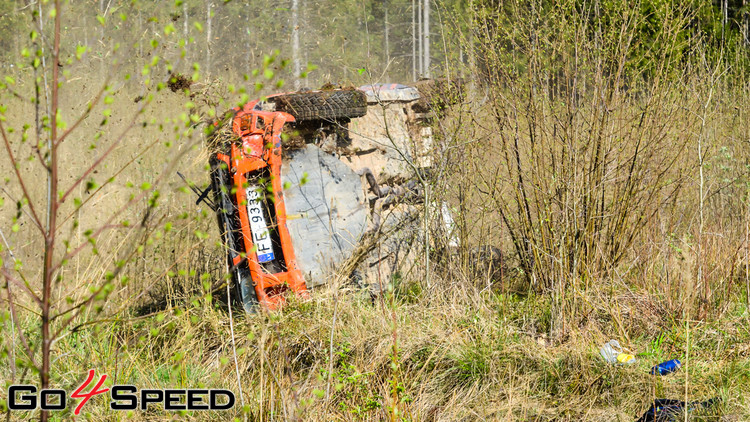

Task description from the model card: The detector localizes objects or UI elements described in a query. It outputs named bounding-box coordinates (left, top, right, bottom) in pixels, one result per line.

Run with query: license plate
left=246, top=186, right=275, bottom=263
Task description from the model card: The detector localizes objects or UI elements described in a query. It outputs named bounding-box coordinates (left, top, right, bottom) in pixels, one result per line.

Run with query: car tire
left=270, top=89, right=368, bottom=121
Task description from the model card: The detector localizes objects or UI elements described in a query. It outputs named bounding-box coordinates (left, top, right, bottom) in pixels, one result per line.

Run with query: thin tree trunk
left=468, top=0, right=475, bottom=77
left=99, top=0, right=105, bottom=77
left=384, top=0, right=390, bottom=71
left=744, top=0, right=748, bottom=45
left=746, top=181, right=750, bottom=315
left=183, top=1, right=189, bottom=58
left=41, top=1, right=62, bottom=419
left=206, top=1, right=212, bottom=76
left=138, top=11, right=142, bottom=58
left=83, top=14, right=87, bottom=50
left=721, top=0, right=729, bottom=42
left=292, top=0, right=301, bottom=89
left=37, top=0, right=52, bottom=235
left=246, top=7, right=252, bottom=69
left=418, top=0, right=423, bottom=76
left=302, top=0, right=308, bottom=77
left=423, top=0, right=430, bottom=78
left=12, top=0, right=18, bottom=58
left=412, top=0, right=416, bottom=81
left=1, top=231, right=17, bottom=383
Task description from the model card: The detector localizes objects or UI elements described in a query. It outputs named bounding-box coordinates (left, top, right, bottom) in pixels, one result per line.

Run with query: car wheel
left=270, top=89, right=368, bottom=122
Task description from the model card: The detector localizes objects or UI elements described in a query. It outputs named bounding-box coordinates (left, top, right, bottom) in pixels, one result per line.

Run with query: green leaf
left=76, top=45, right=87, bottom=60
left=96, top=15, right=106, bottom=26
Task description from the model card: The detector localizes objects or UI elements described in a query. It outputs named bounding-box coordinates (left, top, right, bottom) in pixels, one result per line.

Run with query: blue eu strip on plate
left=257, top=252, right=275, bottom=263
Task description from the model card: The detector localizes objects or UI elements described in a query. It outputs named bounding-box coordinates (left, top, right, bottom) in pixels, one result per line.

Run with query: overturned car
left=207, top=84, right=436, bottom=311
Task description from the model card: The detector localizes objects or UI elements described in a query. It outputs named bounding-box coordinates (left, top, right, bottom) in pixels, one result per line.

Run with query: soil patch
left=168, top=73, right=193, bottom=92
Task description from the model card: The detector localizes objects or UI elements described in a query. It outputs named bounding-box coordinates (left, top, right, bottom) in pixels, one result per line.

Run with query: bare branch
left=56, top=139, right=158, bottom=231
left=51, top=219, right=150, bottom=339
left=59, top=91, right=150, bottom=204
left=3, top=277, right=39, bottom=369
left=52, top=285, right=101, bottom=340
left=1, top=268, right=43, bottom=306
left=2, top=86, right=29, bottom=102
left=0, top=120, right=45, bottom=233
left=52, top=135, right=198, bottom=274
left=0, top=186, right=38, bottom=231
left=54, top=83, right=109, bottom=147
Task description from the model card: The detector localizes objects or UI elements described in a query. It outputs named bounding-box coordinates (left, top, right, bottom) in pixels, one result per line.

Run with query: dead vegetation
left=167, top=72, right=193, bottom=93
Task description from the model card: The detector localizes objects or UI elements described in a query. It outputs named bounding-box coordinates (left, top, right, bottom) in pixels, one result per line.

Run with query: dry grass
left=4, top=245, right=748, bottom=420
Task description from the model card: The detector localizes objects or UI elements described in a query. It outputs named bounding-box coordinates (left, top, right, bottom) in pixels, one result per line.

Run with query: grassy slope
left=4, top=260, right=749, bottom=420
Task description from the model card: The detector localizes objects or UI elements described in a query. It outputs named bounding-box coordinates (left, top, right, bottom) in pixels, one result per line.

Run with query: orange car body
left=214, top=101, right=308, bottom=310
